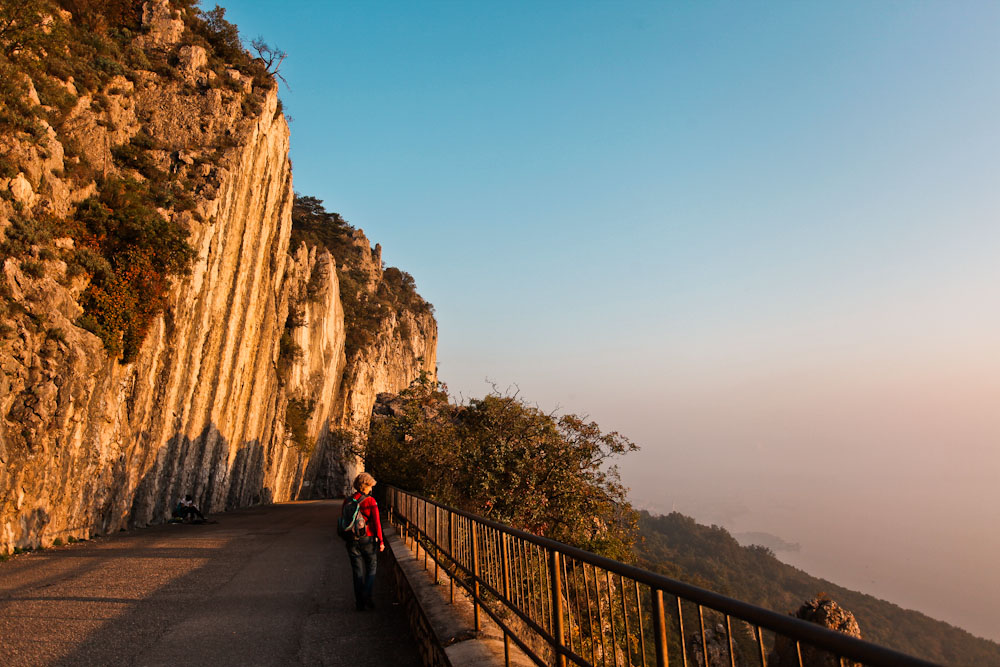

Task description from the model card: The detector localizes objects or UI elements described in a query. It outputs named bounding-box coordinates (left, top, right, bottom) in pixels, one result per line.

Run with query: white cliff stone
left=140, top=0, right=184, bottom=47
left=0, top=64, right=437, bottom=551
left=9, top=174, right=35, bottom=207
left=179, top=45, right=208, bottom=74
left=0, top=0, right=439, bottom=553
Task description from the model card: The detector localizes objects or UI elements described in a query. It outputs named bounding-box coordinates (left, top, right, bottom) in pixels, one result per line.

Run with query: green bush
left=90, top=92, right=110, bottom=111
left=55, top=0, right=144, bottom=34
left=93, top=54, right=125, bottom=78
left=366, top=375, right=639, bottom=560
left=0, top=1, right=50, bottom=61
left=21, top=260, right=44, bottom=278
left=34, top=75, right=77, bottom=114
left=285, top=396, right=315, bottom=453
left=0, top=63, right=45, bottom=139
left=182, top=3, right=266, bottom=84
left=0, top=214, right=72, bottom=257
left=277, top=326, right=302, bottom=380
left=122, top=43, right=150, bottom=71
left=111, top=138, right=163, bottom=180
left=70, top=245, right=110, bottom=280
left=0, top=150, right=18, bottom=178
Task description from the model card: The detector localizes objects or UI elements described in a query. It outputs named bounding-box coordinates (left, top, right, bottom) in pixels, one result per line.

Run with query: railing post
left=434, top=504, right=440, bottom=583
left=448, top=510, right=455, bottom=604
left=676, top=596, right=687, bottom=667
left=501, top=533, right=513, bottom=667
left=404, top=495, right=410, bottom=547
left=422, top=499, right=429, bottom=570
left=410, top=495, right=416, bottom=549
left=652, top=589, right=669, bottom=667
left=472, top=522, right=481, bottom=631
left=387, top=488, right=393, bottom=528
left=550, top=550, right=567, bottom=667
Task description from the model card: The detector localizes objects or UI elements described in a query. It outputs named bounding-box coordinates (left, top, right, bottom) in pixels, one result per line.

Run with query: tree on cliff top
left=365, top=375, right=639, bottom=560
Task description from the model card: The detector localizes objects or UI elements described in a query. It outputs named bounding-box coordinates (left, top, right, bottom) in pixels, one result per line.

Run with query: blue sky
left=218, top=1, right=1000, bottom=640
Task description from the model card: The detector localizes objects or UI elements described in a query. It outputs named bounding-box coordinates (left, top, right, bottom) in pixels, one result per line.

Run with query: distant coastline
left=733, top=531, right=801, bottom=553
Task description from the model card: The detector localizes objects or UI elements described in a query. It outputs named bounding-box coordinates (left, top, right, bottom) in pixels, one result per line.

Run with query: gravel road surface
left=0, top=500, right=421, bottom=666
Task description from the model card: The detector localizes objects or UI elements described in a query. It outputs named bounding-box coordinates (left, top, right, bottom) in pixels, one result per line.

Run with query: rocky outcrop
left=0, top=4, right=436, bottom=552
left=689, top=623, right=741, bottom=667
left=770, top=597, right=863, bottom=667
left=300, top=227, right=437, bottom=497
left=327, top=305, right=437, bottom=491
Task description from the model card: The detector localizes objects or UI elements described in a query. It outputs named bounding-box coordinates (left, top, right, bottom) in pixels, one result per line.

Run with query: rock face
left=689, top=623, right=741, bottom=667
left=770, top=597, right=863, bottom=667
left=0, top=5, right=436, bottom=552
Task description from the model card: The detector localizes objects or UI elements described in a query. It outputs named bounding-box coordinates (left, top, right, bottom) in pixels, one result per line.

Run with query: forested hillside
left=636, top=511, right=1000, bottom=666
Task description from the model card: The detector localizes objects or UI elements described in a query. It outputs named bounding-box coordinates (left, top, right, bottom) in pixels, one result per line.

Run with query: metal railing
left=386, top=486, right=942, bottom=667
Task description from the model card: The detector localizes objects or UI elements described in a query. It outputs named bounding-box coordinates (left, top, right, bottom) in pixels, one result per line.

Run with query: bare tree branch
left=250, top=36, right=289, bottom=89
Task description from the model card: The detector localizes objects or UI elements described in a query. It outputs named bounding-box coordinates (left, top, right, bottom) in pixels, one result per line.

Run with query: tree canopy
left=364, top=375, right=639, bottom=561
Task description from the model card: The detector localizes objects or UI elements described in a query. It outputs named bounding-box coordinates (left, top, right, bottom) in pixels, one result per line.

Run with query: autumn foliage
left=75, top=177, right=193, bottom=361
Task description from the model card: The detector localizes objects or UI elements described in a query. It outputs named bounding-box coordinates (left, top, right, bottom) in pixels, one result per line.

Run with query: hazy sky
left=219, top=1, right=1000, bottom=641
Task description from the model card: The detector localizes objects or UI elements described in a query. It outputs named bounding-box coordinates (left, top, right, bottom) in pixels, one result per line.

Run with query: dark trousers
left=173, top=506, right=205, bottom=521
left=346, top=537, right=378, bottom=609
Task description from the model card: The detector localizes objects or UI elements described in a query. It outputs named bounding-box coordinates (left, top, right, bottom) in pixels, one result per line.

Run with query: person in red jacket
left=346, top=472, right=384, bottom=610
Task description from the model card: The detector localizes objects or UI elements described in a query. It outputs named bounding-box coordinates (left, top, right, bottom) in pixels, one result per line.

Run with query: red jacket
left=352, top=492, right=383, bottom=543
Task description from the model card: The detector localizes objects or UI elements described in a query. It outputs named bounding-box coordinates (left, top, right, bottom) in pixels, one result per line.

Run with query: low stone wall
left=384, top=524, right=535, bottom=667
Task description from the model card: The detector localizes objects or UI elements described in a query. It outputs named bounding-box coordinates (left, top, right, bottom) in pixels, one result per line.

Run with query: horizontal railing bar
left=388, top=487, right=942, bottom=667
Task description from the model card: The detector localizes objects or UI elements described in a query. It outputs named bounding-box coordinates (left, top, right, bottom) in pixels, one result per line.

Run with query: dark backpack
left=337, top=493, right=368, bottom=540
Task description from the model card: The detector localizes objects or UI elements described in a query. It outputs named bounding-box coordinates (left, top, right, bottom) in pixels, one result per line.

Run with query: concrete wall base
left=384, top=524, right=535, bottom=667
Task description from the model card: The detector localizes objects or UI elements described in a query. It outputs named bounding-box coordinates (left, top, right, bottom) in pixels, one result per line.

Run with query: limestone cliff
left=0, top=1, right=436, bottom=552
left=286, top=208, right=438, bottom=499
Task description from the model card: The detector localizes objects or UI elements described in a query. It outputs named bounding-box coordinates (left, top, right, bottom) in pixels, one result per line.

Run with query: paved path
left=0, top=500, right=422, bottom=666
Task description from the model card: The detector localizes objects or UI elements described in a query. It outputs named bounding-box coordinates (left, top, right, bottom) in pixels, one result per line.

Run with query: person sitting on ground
left=172, top=494, right=206, bottom=522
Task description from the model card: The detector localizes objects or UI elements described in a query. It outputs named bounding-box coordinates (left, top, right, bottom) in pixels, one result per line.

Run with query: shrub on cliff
left=0, top=0, right=51, bottom=61
left=55, top=0, right=144, bottom=33
left=0, top=0, right=55, bottom=143
left=290, top=195, right=355, bottom=260
left=73, top=177, right=193, bottom=361
left=366, top=375, right=639, bottom=560
left=284, top=396, right=315, bottom=453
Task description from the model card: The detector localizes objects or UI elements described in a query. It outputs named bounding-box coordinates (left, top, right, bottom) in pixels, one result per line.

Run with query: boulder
left=9, top=173, right=35, bottom=207
left=178, top=45, right=207, bottom=75
left=770, top=596, right=863, bottom=667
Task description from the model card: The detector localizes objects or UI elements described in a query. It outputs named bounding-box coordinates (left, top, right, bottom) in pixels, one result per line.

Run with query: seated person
left=172, top=494, right=206, bottom=521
